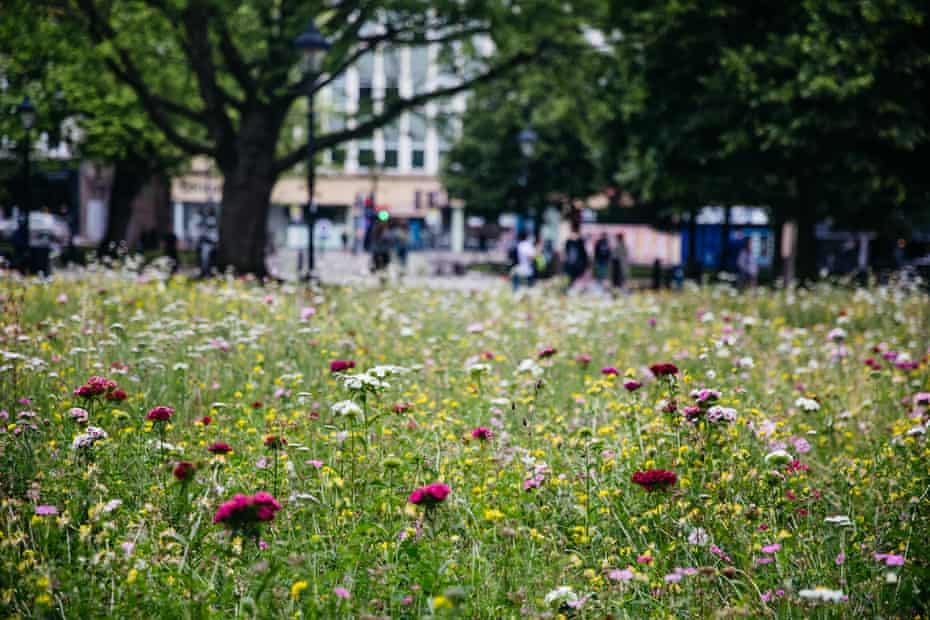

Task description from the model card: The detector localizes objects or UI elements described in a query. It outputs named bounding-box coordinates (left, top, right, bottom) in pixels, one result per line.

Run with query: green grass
left=1, top=268, right=928, bottom=618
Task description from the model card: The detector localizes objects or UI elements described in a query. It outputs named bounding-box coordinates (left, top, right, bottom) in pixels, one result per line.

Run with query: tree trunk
left=98, top=156, right=150, bottom=256
left=214, top=109, right=287, bottom=276
left=794, top=180, right=819, bottom=283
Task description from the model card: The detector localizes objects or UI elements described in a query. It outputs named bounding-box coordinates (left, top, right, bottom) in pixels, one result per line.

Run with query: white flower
left=798, top=588, right=845, bottom=602
left=331, top=400, right=362, bottom=417
left=827, top=327, right=847, bottom=342
left=707, top=405, right=737, bottom=423
left=543, top=586, right=578, bottom=608
left=824, top=515, right=853, bottom=527
left=737, top=356, right=754, bottom=368
left=795, top=397, right=820, bottom=412
left=367, top=365, right=409, bottom=378
left=467, top=363, right=491, bottom=376
left=340, top=372, right=389, bottom=392
left=764, top=449, right=793, bottom=465
left=516, top=359, right=543, bottom=377
left=687, top=527, right=710, bottom=546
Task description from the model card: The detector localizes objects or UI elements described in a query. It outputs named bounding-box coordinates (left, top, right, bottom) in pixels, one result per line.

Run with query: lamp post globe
left=293, top=19, right=330, bottom=281
left=518, top=127, right=538, bottom=158
left=18, top=96, right=36, bottom=130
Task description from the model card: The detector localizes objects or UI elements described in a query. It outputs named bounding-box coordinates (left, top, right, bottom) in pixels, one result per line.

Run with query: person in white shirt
left=511, top=231, right=536, bottom=291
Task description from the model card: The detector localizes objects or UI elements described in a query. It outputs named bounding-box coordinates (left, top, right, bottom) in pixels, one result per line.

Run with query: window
left=383, top=48, right=401, bottom=104
left=384, top=122, right=399, bottom=169
left=357, top=54, right=374, bottom=117
left=412, top=150, right=425, bottom=169
left=410, top=46, right=429, bottom=94
left=409, top=113, right=426, bottom=169
left=358, top=147, right=375, bottom=167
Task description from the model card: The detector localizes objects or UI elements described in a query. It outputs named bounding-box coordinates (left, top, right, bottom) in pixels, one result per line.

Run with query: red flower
left=146, top=406, right=174, bottom=422
left=632, top=469, right=677, bottom=491
left=330, top=360, right=356, bottom=373
left=213, top=492, right=282, bottom=527
left=198, top=416, right=212, bottom=425
left=649, top=363, right=679, bottom=377
left=173, top=461, right=196, bottom=482
left=471, top=427, right=493, bottom=441
left=207, top=442, right=232, bottom=454
left=105, top=389, right=128, bottom=402
left=601, top=367, right=619, bottom=376
left=537, top=347, right=557, bottom=359
left=264, top=435, right=287, bottom=449
left=408, top=483, right=451, bottom=507
left=74, top=376, right=118, bottom=398
left=392, top=402, right=413, bottom=413
left=624, top=380, right=642, bottom=392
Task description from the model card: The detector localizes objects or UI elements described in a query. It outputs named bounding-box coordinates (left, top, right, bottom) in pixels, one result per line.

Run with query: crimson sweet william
left=207, top=441, right=232, bottom=454
left=538, top=347, right=557, bottom=359
left=632, top=469, right=677, bottom=491
left=146, top=406, right=174, bottom=422
left=408, top=483, right=451, bottom=507
left=213, top=492, right=282, bottom=528
left=649, top=363, right=679, bottom=377
left=471, top=427, right=493, bottom=441
left=330, top=360, right=355, bottom=373
left=173, top=461, right=196, bottom=482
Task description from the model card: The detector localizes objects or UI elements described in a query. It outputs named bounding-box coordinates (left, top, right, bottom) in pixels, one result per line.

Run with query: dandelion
left=290, top=580, right=308, bottom=600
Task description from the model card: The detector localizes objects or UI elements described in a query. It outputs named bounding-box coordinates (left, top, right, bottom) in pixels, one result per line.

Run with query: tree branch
left=71, top=0, right=217, bottom=157
left=273, top=46, right=543, bottom=174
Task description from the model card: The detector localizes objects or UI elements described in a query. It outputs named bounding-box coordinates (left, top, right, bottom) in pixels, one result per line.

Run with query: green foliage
left=1, top=273, right=929, bottom=617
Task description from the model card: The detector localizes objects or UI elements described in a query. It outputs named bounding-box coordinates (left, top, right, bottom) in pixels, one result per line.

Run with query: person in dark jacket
left=563, top=227, right=589, bottom=294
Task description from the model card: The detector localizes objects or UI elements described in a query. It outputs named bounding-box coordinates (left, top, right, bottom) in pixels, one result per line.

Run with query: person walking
left=593, top=232, right=611, bottom=290
left=737, top=238, right=758, bottom=289
left=611, top=232, right=630, bottom=293
left=563, top=226, right=588, bottom=294
left=197, top=207, right=218, bottom=278
left=511, top=231, right=536, bottom=291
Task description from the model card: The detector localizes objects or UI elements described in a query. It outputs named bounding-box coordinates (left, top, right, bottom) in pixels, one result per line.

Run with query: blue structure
left=680, top=207, right=774, bottom=272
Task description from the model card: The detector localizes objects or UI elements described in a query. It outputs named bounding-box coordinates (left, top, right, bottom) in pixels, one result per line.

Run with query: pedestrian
left=511, top=231, right=535, bottom=291
left=737, top=238, right=758, bottom=289
left=593, top=232, right=611, bottom=289
left=370, top=221, right=391, bottom=274
left=611, top=232, right=630, bottom=293
left=651, top=258, right=663, bottom=290
left=197, top=207, right=218, bottom=278
left=563, top=226, right=588, bottom=294
left=394, top=222, right=409, bottom=274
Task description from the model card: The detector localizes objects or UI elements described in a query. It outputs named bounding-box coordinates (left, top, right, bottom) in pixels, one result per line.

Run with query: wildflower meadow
left=1, top=268, right=929, bottom=618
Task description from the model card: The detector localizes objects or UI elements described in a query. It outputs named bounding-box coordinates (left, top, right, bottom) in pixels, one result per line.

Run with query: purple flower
left=334, top=587, right=351, bottom=600
left=35, top=505, right=58, bottom=516
left=608, top=568, right=634, bottom=582
left=761, top=543, right=781, bottom=554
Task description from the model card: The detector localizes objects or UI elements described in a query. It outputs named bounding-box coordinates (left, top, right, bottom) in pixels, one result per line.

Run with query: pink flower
left=35, top=505, right=58, bottom=516
left=306, top=459, right=324, bottom=469
left=330, top=360, right=355, bottom=373
left=300, top=306, right=316, bottom=321
left=874, top=552, right=905, bottom=566
left=334, top=587, right=351, bottom=600
left=761, top=543, right=781, bottom=554
left=213, top=492, right=282, bottom=528
left=408, top=483, right=450, bottom=507
left=208, top=441, right=232, bottom=454
left=835, top=553, right=846, bottom=565
left=636, top=555, right=653, bottom=564
left=601, top=367, right=619, bottom=376
left=146, top=406, right=174, bottom=422
left=471, top=427, right=493, bottom=441
left=537, top=347, right=557, bottom=359
left=631, top=469, right=677, bottom=491
left=623, top=380, right=642, bottom=392
left=608, top=568, right=634, bottom=582
left=574, top=354, right=592, bottom=365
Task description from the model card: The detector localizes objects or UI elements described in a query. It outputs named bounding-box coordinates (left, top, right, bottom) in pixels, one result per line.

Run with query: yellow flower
left=290, top=580, right=309, bottom=600
left=432, top=595, right=454, bottom=610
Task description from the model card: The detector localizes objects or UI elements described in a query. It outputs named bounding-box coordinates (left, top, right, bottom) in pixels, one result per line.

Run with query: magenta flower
left=207, top=441, right=232, bottom=454
left=601, top=367, right=619, bottom=376
left=213, top=492, right=282, bottom=528
left=471, top=427, right=493, bottom=441
left=649, top=363, right=679, bottom=377
left=623, top=380, right=642, bottom=392
left=408, top=483, right=451, bottom=507
left=631, top=469, right=677, bottom=491
left=334, top=587, right=351, bottom=600
left=874, top=552, right=905, bottom=566
left=537, top=347, right=557, bottom=359
left=574, top=354, right=592, bottom=365
left=761, top=543, right=781, bottom=554
left=329, top=360, right=355, bottom=373
left=146, top=406, right=174, bottom=422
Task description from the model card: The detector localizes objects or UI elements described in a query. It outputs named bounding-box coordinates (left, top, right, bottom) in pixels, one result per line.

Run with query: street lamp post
left=16, top=96, right=37, bottom=273
left=294, top=19, right=330, bottom=281
left=517, top=127, right=538, bottom=237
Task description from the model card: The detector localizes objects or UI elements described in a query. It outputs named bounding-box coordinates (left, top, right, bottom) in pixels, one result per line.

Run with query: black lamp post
left=294, top=19, right=330, bottom=281
left=16, top=96, right=37, bottom=272
left=517, top=127, right=538, bottom=237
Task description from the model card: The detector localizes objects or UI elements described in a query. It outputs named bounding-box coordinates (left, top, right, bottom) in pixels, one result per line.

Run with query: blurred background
left=1, top=0, right=928, bottom=285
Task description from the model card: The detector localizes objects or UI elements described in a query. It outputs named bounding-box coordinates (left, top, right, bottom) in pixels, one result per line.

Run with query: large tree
left=50, top=0, right=570, bottom=274
left=1, top=0, right=182, bottom=251
left=607, top=0, right=930, bottom=281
